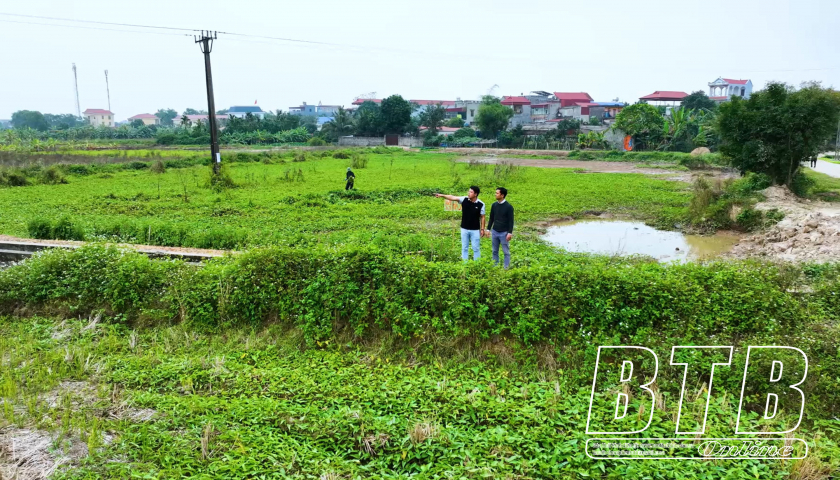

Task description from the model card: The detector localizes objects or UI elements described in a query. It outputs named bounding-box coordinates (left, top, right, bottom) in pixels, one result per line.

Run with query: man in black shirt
left=346, top=167, right=355, bottom=190
left=486, top=187, right=514, bottom=269
left=435, top=186, right=486, bottom=260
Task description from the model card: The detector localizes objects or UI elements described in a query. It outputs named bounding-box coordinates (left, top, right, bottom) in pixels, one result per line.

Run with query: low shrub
left=150, top=159, right=166, bottom=174
left=307, top=136, right=328, bottom=146
left=350, top=153, right=368, bottom=169
left=39, top=166, right=67, bottom=185
left=0, top=168, right=30, bottom=187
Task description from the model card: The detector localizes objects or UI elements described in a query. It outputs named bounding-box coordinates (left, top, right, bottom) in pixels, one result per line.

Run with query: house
left=596, top=102, right=625, bottom=119
left=177, top=114, right=210, bottom=126
left=638, top=91, right=688, bottom=105
left=128, top=113, right=160, bottom=126
left=289, top=102, right=343, bottom=117
left=501, top=93, right=561, bottom=127
left=83, top=109, right=115, bottom=127
left=708, top=77, right=753, bottom=102
left=553, top=92, right=593, bottom=107
left=226, top=105, right=265, bottom=119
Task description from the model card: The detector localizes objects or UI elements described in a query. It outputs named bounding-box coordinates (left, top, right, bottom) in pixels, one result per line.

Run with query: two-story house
left=708, top=77, right=753, bottom=102
left=127, top=113, right=160, bottom=126
left=84, top=109, right=115, bottom=127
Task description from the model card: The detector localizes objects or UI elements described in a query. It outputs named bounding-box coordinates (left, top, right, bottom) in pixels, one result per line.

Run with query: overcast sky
left=1, top=0, right=838, bottom=121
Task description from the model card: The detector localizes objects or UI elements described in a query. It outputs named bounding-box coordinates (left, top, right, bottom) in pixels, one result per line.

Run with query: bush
left=350, top=153, right=368, bottom=169
left=150, top=159, right=166, bottom=174
left=790, top=170, right=816, bottom=197
left=209, top=165, right=238, bottom=192
left=50, top=216, right=86, bottom=240
left=307, top=136, right=327, bottom=146
left=39, top=166, right=68, bottom=185
left=125, top=161, right=148, bottom=170
left=0, top=168, right=30, bottom=187
left=0, top=245, right=832, bottom=345
left=332, top=151, right=351, bottom=159
left=27, top=218, right=52, bottom=239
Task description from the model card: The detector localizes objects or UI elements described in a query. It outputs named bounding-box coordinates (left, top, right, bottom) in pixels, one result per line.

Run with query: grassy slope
left=2, top=316, right=836, bottom=479
left=0, top=151, right=689, bottom=256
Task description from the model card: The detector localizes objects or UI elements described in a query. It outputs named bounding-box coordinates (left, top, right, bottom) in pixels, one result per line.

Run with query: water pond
left=541, top=219, right=739, bottom=263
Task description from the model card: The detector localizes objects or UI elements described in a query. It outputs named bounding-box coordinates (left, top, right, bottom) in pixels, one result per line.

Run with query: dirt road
left=456, top=155, right=739, bottom=182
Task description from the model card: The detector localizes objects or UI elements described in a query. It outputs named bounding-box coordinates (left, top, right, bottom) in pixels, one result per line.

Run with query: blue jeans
left=460, top=228, right=481, bottom=260
left=491, top=230, right=510, bottom=269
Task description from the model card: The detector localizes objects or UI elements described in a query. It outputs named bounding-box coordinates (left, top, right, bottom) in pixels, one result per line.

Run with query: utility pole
left=195, top=30, right=221, bottom=175
left=72, top=63, right=81, bottom=118
left=104, top=70, right=111, bottom=112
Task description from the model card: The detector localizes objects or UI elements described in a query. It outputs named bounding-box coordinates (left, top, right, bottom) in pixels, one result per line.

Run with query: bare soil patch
left=728, top=186, right=840, bottom=262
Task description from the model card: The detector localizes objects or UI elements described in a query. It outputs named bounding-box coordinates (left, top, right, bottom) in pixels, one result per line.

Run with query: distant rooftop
left=639, top=91, right=688, bottom=101
left=84, top=108, right=113, bottom=115
left=228, top=106, right=264, bottom=113
left=128, top=113, right=157, bottom=120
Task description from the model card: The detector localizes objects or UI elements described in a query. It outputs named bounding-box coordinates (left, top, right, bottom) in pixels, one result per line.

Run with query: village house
left=289, top=102, right=343, bottom=116
left=708, top=77, right=753, bottom=102
left=83, top=108, right=115, bottom=127
left=127, top=113, right=160, bottom=126
left=226, top=105, right=265, bottom=119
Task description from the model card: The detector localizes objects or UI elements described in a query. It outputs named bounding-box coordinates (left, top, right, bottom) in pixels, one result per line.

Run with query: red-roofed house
left=83, top=108, right=115, bottom=127
left=128, top=113, right=160, bottom=126
left=708, top=77, right=753, bottom=101
left=638, top=91, right=688, bottom=105
left=553, top=92, right=593, bottom=107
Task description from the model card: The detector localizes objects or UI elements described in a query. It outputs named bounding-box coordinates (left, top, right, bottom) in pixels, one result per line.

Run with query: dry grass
left=408, top=422, right=439, bottom=445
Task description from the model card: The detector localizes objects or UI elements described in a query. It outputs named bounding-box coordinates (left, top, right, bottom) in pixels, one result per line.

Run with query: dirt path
left=456, top=155, right=737, bottom=182
left=0, top=235, right=230, bottom=260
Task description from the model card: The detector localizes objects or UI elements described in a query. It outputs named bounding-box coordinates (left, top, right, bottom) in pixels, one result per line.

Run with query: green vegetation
left=685, top=172, right=786, bottom=231
left=0, top=246, right=838, bottom=478
left=718, top=82, right=840, bottom=187
left=475, top=96, right=514, bottom=139
left=0, top=149, right=690, bottom=254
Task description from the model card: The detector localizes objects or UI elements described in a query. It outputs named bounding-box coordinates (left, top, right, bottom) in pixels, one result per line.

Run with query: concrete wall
left=337, top=136, right=422, bottom=147
left=602, top=127, right=627, bottom=150
left=338, top=136, right=386, bottom=146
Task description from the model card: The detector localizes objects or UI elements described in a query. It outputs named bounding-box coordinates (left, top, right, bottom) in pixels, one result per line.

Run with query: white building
left=708, top=77, right=753, bottom=102
left=84, top=109, right=115, bottom=127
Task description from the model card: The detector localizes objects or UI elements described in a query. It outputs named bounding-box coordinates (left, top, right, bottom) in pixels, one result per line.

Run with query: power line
left=0, top=18, right=191, bottom=36
left=0, top=12, right=195, bottom=32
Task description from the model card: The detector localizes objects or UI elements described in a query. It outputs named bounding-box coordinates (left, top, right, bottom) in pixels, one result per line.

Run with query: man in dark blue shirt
left=435, top=186, right=486, bottom=260
left=486, top=187, right=514, bottom=269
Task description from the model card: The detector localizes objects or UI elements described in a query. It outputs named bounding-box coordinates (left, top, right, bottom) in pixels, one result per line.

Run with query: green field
left=0, top=149, right=689, bottom=260
left=1, top=147, right=839, bottom=479
left=2, top=313, right=838, bottom=479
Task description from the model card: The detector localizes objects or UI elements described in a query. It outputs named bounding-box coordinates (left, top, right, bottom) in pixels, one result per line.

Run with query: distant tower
left=72, top=63, right=81, bottom=117
left=104, top=70, right=111, bottom=112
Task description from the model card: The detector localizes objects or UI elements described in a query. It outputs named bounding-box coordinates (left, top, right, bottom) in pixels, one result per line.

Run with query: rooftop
left=722, top=78, right=749, bottom=85
left=83, top=108, right=113, bottom=115
left=128, top=113, right=157, bottom=119
left=553, top=92, right=593, bottom=101
left=228, top=106, right=264, bottom=113
left=639, top=91, right=688, bottom=101
left=501, top=96, right=531, bottom=106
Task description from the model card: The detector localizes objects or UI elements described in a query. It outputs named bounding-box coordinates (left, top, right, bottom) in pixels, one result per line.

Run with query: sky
left=1, top=0, right=838, bottom=121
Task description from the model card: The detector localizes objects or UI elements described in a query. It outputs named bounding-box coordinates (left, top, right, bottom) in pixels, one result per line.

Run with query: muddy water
left=541, top=220, right=739, bottom=263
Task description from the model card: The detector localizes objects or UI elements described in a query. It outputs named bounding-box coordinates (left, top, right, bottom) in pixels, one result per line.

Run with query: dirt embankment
left=729, top=186, right=840, bottom=263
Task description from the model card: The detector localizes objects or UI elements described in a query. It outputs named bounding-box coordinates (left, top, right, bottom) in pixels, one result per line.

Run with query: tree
left=681, top=91, right=717, bottom=112
left=452, top=127, right=476, bottom=139
left=613, top=103, right=664, bottom=150
left=321, top=107, right=355, bottom=141
left=44, top=113, right=83, bottom=129
left=445, top=116, right=465, bottom=128
left=418, top=103, right=446, bottom=135
left=216, top=109, right=229, bottom=115
left=475, top=96, right=514, bottom=139
left=155, top=108, right=178, bottom=126
left=11, top=110, right=48, bottom=131
left=183, top=108, right=208, bottom=115
left=354, top=101, right=385, bottom=136
left=130, top=119, right=145, bottom=128
left=717, top=81, right=840, bottom=187
left=379, top=95, right=412, bottom=134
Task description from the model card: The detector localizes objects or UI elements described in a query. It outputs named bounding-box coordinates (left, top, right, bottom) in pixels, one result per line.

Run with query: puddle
left=541, top=220, right=739, bottom=263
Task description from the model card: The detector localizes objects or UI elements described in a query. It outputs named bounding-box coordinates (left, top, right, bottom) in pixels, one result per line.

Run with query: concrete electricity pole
left=104, top=70, right=111, bottom=113
left=195, top=30, right=221, bottom=175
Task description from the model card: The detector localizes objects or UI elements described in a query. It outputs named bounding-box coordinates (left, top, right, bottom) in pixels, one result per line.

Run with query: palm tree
left=322, top=107, right=355, bottom=141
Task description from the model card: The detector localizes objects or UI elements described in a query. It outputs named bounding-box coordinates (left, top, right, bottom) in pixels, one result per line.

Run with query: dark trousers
left=345, top=180, right=354, bottom=190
